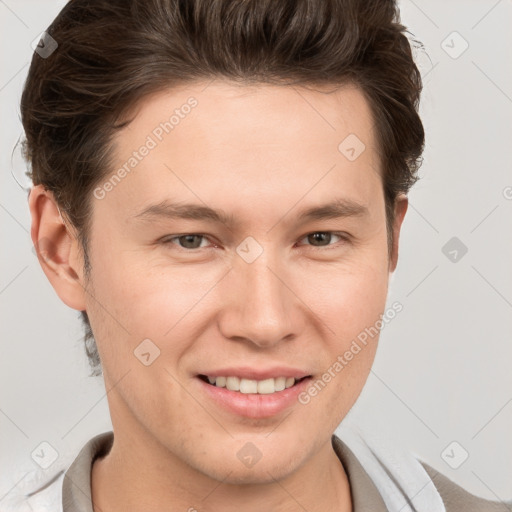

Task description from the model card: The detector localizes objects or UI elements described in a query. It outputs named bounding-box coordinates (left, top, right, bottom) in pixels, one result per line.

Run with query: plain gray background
left=1, top=0, right=511, bottom=504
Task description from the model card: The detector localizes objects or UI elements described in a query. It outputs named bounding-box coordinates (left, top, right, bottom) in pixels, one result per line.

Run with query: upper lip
left=198, top=366, right=311, bottom=380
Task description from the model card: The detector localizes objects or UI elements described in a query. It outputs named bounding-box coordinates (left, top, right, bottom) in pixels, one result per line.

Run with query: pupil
left=181, top=235, right=201, bottom=248
left=309, top=232, right=330, bottom=246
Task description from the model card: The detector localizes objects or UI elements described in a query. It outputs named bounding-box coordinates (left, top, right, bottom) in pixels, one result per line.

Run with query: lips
left=196, top=373, right=313, bottom=418
left=193, top=365, right=313, bottom=417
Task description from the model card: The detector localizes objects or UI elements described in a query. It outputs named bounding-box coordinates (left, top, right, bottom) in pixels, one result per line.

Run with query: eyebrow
left=132, top=197, right=369, bottom=228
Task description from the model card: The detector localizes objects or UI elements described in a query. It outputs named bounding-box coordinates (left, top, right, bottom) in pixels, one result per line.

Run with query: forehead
left=120, top=80, right=376, bottom=150
left=99, top=80, right=382, bottom=224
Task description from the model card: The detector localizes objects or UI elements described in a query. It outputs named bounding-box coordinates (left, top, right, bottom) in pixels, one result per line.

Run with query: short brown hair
left=21, top=0, right=425, bottom=376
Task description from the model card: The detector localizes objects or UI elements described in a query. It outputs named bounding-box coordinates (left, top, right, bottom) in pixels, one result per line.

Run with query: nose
left=217, top=251, right=304, bottom=349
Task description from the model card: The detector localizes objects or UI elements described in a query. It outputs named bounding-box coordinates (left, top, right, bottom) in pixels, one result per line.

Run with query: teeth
left=285, top=377, right=295, bottom=389
left=274, top=377, right=286, bottom=391
left=240, top=378, right=258, bottom=394
left=205, top=375, right=301, bottom=394
left=258, top=378, right=276, bottom=394
left=226, top=376, right=240, bottom=391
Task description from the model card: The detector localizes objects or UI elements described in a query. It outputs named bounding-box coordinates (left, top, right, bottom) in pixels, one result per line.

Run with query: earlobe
left=389, top=194, right=408, bottom=274
left=28, top=185, right=87, bottom=311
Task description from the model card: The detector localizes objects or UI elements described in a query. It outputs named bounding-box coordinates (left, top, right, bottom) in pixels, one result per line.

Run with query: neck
left=91, top=428, right=352, bottom=512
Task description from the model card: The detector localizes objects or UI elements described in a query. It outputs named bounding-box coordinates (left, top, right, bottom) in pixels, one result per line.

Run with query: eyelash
left=159, top=231, right=350, bottom=252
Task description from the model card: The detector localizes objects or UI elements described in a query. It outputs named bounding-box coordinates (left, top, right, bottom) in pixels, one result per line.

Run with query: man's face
left=83, top=81, right=401, bottom=483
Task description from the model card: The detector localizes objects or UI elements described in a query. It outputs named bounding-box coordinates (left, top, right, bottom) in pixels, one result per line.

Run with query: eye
left=160, top=234, right=212, bottom=250
left=297, top=231, right=349, bottom=249
left=159, top=231, right=350, bottom=252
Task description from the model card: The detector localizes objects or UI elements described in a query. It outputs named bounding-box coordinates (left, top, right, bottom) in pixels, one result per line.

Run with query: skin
left=29, top=80, right=408, bottom=512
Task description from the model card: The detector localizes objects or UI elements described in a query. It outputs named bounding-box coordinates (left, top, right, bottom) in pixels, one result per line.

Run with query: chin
left=211, top=461, right=296, bottom=486
left=188, top=445, right=301, bottom=486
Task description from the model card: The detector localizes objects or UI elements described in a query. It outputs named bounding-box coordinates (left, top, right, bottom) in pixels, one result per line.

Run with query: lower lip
left=196, top=376, right=312, bottom=419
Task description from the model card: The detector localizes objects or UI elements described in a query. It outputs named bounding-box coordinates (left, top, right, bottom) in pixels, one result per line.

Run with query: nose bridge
left=220, top=242, right=298, bottom=347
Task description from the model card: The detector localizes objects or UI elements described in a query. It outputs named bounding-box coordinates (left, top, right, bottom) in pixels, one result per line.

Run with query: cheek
left=283, top=256, right=389, bottom=434
left=301, top=255, right=389, bottom=336
left=84, top=248, right=224, bottom=366
left=296, top=253, right=389, bottom=387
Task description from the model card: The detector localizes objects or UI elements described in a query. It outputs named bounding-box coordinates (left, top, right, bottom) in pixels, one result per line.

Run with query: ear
left=388, top=194, right=408, bottom=274
left=28, top=185, right=87, bottom=310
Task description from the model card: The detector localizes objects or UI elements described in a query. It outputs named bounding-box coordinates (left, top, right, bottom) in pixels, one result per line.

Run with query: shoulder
left=1, top=432, right=113, bottom=512
left=1, top=462, right=67, bottom=512
left=332, top=424, right=510, bottom=512
left=420, top=461, right=511, bottom=512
